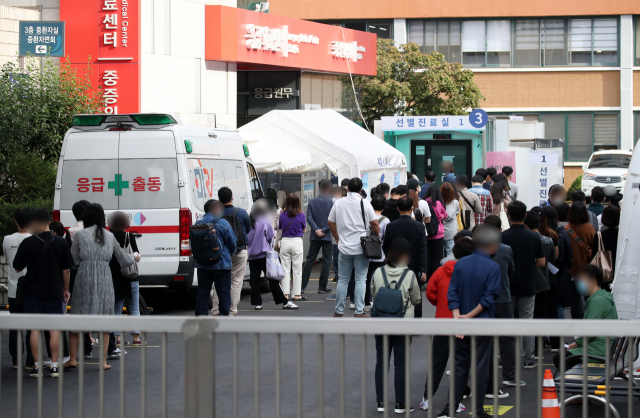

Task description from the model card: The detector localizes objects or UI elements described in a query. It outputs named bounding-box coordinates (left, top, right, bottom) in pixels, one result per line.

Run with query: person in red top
left=419, top=236, right=475, bottom=412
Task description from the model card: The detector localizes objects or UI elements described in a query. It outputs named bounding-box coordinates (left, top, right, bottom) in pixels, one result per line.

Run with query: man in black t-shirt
left=501, top=201, right=545, bottom=369
left=13, top=209, right=72, bottom=378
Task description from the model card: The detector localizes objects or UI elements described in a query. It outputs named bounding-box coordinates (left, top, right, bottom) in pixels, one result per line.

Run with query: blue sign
left=19, top=21, right=65, bottom=57
left=469, top=109, right=488, bottom=129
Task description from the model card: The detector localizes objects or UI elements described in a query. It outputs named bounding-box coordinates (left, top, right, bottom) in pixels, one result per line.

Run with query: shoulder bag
left=459, top=193, right=474, bottom=230
left=590, top=231, right=613, bottom=283
left=121, top=232, right=139, bottom=279
left=564, top=224, right=592, bottom=257
left=499, top=202, right=510, bottom=231
left=360, top=199, right=383, bottom=259
left=274, top=215, right=294, bottom=253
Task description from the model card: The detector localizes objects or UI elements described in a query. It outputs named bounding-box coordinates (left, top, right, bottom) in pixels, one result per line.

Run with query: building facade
left=270, top=0, right=640, bottom=185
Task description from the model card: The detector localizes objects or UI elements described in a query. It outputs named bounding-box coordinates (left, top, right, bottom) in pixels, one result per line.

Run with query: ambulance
left=53, top=114, right=263, bottom=292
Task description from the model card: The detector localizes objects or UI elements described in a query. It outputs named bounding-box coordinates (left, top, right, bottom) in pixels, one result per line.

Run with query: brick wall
left=565, top=166, right=583, bottom=190
left=0, top=6, right=41, bottom=68
left=473, top=71, right=621, bottom=109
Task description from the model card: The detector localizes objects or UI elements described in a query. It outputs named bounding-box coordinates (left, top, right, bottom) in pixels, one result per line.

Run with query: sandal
left=63, top=361, right=77, bottom=369
left=131, top=340, right=144, bottom=346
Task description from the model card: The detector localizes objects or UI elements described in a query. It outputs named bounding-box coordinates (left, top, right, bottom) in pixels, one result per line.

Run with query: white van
left=53, top=114, right=263, bottom=292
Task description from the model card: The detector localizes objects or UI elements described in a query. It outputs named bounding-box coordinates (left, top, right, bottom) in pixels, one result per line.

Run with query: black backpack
left=189, top=220, right=222, bottom=265
left=222, top=208, right=247, bottom=249
left=371, top=267, right=411, bottom=318
left=424, top=200, right=439, bottom=237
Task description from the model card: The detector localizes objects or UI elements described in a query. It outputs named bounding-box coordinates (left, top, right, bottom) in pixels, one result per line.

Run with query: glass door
left=411, top=140, right=472, bottom=186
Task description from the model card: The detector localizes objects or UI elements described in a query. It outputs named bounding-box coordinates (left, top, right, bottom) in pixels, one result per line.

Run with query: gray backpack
left=371, top=267, right=411, bottom=318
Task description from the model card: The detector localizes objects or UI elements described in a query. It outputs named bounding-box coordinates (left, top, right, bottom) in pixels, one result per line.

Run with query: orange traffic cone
left=542, top=369, right=561, bottom=418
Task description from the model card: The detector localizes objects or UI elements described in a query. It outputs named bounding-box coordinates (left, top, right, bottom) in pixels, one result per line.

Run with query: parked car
left=581, top=150, right=632, bottom=198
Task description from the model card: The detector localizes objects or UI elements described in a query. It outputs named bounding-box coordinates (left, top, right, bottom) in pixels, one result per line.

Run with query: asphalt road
left=0, top=263, right=634, bottom=418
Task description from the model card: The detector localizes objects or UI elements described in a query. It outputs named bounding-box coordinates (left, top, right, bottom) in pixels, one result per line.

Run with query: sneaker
left=83, top=353, right=92, bottom=359
left=326, top=294, right=337, bottom=300
left=364, top=305, right=372, bottom=312
left=456, top=404, right=466, bottom=413
left=445, top=370, right=450, bottom=376
left=523, top=362, right=536, bottom=369
left=283, top=301, right=299, bottom=310
left=44, top=359, right=52, bottom=367
left=29, top=366, right=40, bottom=378
left=436, top=406, right=453, bottom=418
left=332, top=277, right=338, bottom=283
left=503, top=380, right=526, bottom=387
left=107, top=352, right=121, bottom=360
left=50, top=366, right=59, bottom=378
left=63, top=356, right=70, bottom=364
left=255, top=305, right=262, bottom=310
left=463, top=393, right=471, bottom=399
left=377, top=402, right=385, bottom=412
left=550, top=348, right=560, bottom=353
left=24, top=364, right=34, bottom=370
left=350, top=302, right=356, bottom=310
left=419, top=399, right=429, bottom=411
left=394, top=404, right=414, bottom=414
left=485, top=390, right=509, bottom=399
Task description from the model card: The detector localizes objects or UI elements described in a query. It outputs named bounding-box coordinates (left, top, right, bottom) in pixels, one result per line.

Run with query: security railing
left=1, top=315, right=638, bottom=418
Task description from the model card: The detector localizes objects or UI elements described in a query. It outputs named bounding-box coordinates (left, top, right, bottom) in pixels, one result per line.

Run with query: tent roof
left=239, top=110, right=407, bottom=175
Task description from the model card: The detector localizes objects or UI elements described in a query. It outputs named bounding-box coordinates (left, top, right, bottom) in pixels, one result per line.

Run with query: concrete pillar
left=619, top=15, right=634, bottom=151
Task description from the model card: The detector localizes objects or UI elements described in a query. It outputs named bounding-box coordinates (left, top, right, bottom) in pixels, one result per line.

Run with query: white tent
left=239, top=110, right=407, bottom=185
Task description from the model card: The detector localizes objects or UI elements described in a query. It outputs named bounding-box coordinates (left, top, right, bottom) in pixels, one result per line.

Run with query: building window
left=634, top=17, right=640, bottom=66
left=635, top=112, right=640, bottom=144
left=594, top=114, right=619, bottom=151
left=408, top=17, right=619, bottom=67
left=318, top=20, right=392, bottom=39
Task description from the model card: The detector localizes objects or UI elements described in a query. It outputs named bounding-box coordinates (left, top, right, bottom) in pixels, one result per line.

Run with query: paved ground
left=0, top=263, right=634, bottom=417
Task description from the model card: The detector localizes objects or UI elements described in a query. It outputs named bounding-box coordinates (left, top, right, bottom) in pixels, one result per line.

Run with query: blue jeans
left=335, top=252, right=369, bottom=315
left=114, top=299, right=124, bottom=336
left=444, top=239, right=454, bottom=257
left=196, top=269, right=231, bottom=316
left=332, top=244, right=339, bottom=277
left=129, top=281, right=140, bottom=335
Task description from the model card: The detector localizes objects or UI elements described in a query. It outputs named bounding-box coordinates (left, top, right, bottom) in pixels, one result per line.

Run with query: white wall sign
left=381, top=115, right=485, bottom=131
left=529, top=150, right=559, bottom=165
left=416, top=146, right=425, bottom=155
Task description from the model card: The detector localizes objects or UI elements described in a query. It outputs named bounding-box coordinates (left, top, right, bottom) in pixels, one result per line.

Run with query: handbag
left=499, top=202, right=510, bottom=231
left=590, top=232, right=613, bottom=283
left=359, top=199, right=383, bottom=259
left=274, top=215, right=294, bottom=253
left=459, top=192, right=475, bottom=230
left=266, top=248, right=285, bottom=280
left=121, top=232, right=139, bottom=279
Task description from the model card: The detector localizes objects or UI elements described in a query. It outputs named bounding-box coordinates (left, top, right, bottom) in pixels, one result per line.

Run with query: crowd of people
left=2, top=162, right=624, bottom=417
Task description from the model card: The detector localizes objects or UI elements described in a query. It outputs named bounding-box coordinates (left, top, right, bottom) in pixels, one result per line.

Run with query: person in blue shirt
left=210, top=187, right=251, bottom=316
left=301, top=179, right=335, bottom=293
left=419, top=171, right=436, bottom=199
left=437, top=224, right=501, bottom=418
left=442, top=161, right=456, bottom=183
left=194, top=199, right=237, bottom=316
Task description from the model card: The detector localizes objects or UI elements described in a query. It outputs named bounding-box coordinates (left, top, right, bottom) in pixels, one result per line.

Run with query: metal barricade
left=1, top=315, right=638, bottom=418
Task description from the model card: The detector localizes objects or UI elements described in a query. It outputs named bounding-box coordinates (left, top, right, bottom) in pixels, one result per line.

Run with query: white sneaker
left=446, top=370, right=451, bottom=376
left=456, top=403, right=466, bottom=413
left=255, top=305, right=262, bottom=310
left=419, top=399, right=429, bottom=410
left=63, top=356, right=70, bottom=364
left=44, top=359, right=52, bottom=367
left=350, top=303, right=356, bottom=310
left=486, top=390, right=509, bottom=399
left=283, top=302, right=299, bottom=310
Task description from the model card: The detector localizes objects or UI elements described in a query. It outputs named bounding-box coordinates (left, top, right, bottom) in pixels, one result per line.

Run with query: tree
left=0, top=56, right=103, bottom=180
left=340, top=39, right=485, bottom=132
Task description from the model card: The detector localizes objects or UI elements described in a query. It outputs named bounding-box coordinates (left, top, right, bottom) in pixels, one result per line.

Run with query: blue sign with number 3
left=469, top=109, right=488, bottom=129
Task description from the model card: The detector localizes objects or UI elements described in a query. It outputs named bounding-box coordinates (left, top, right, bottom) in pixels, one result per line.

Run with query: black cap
left=406, top=178, right=420, bottom=191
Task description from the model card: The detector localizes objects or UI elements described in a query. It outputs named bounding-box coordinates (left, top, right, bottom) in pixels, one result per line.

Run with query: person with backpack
left=420, top=237, right=475, bottom=413
left=383, top=196, right=428, bottom=317
left=424, top=183, right=447, bottom=280
left=436, top=224, right=502, bottom=418
left=370, top=238, right=421, bottom=414
left=209, top=187, right=251, bottom=316
left=455, top=175, right=481, bottom=231
left=192, top=199, right=237, bottom=316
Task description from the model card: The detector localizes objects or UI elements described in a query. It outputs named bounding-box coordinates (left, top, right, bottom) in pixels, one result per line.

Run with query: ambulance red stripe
left=126, top=226, right=179, bottom=234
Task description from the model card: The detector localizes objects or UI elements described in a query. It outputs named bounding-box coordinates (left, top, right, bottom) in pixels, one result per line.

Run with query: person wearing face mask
left=490, top=181, right=511, bottom=217
left=370, top=238, right=422, bottom=414
left=543, top=184, right=567, bottom=208
left=552, top=264, right=617, bottom=372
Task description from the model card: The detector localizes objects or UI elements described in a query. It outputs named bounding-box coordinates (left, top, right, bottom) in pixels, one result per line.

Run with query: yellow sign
left=471, top=406, right=514, bottom=416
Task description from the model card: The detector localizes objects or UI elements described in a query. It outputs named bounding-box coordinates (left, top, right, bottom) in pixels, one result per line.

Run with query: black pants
left=488, top=302, right=516, bottom=385
left=553, top=349, right=582, bottom=372
left=423, top=335, right=450, bottom=399
left=249, top=258, right=288, bottom=306
left=366, top=261, right=386, bottom=306
left=196, top=269, right=231, bottom=316
left=375, top=335, right=409, bottom=404
left=426, top=238, right=445, bottom=281
left=449, top=336, right=492, bottom=415
left=546, top=286, right=560, bottom=349
left=533, top=290, right=549, bottom=320
left=301, top=240, right=332, bottom=291
left=9, top=298, right=34, bottom=366
left=570, top=284, right=585, bottom=319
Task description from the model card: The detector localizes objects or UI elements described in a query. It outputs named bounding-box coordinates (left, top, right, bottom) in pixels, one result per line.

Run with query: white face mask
left=551, top=197, right=565, bottom=206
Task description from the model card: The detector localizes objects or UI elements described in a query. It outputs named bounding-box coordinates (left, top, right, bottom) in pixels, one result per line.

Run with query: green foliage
left=0, top=197, right=53, bottom=242
left=339, top=39, right=485, bottom=131
left=0, top=55, right=103, bottom=176
left=568, top=174, right=583, bottom=195
left=0, top=153, right=57, bottom=203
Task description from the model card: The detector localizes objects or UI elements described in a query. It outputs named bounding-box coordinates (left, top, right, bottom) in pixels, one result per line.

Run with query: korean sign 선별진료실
left=19, top=21, right=65, bottom=57
left=381, top=110, right=488, bottom=132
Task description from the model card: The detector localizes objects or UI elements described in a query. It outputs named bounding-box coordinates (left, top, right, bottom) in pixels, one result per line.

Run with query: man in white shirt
left=2, top=208, right=33, bottom=368
left=502, top=166, right=518, bottom=200
left=328, top=177, right=380, bottom=317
